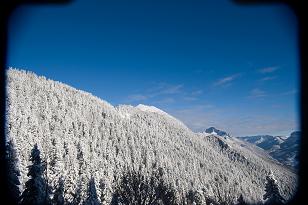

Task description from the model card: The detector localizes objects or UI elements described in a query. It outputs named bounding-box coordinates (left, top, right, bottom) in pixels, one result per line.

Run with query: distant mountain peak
left=204, top=127, right=231, bottom=138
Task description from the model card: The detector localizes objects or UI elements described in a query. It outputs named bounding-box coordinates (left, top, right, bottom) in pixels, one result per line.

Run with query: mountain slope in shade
left=6, top=69, right=297, bottom=204
left=270, top=131, right=300, bottom=168
left=238, top=132, right=300, bottom=168
left=200, top=130, right=287, bottom=171
left=239, top=135, right=284, bottom=151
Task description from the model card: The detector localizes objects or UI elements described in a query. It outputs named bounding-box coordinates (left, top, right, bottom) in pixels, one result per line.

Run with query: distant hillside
left=6, top=69, right=297, bottom=204
left=270, top=131, right=300, bottom=168
left=238, top=132, right=300, bottom=168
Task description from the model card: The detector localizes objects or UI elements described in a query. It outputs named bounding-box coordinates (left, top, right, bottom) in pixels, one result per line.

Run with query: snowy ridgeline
left=6, top=69, right=297, bottom=204
left=238, top=132, right=301, bottom=169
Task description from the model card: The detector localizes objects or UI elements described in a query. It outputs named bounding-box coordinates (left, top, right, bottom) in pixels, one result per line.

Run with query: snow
left=210, top=131, right=217, bottom=135
left=136, top=104, right=166, bottom=115
left=275, top=137, right=285, bottom=144
left=201, top=132, right=211, bottom=137
left=6, top=68, right=297, bottom=204
left=136, top=104, right=178, bottom=121
left=255, top=137, right=265, bottom=144
left=136, top=104, right=189, bottom=130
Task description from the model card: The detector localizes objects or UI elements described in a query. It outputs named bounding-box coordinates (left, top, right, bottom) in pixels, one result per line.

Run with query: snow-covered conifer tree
left=113, top=168, right=177, bottom=205
left=49, top=138, right=64, bottom=190
left=110, top=192, right=119, bottom=205
left=83, top=177, right=100, bottom=205
left=263, top=173, right=285, bottom=205
left=6, top=69, right=298, bottom=204
left=20, top=144, right=51, bottom=205
left=70, top=181, right=82, bottom=205
left=236, top=194, right=247, bottom=205
left=99, top=179, right=107, bottom=205
left=6, top=139, right=21, bottom=204
left=53, top=177, right=65, bottom=205
left=186, top=190, right=203, bottom=205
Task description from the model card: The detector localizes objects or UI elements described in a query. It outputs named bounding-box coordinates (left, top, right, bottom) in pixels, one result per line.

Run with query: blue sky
left=8, top=0, right=299, bottom=136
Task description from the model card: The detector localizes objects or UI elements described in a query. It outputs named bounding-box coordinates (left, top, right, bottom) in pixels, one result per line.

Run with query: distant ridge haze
left=202, top=126, right=300, bottom=169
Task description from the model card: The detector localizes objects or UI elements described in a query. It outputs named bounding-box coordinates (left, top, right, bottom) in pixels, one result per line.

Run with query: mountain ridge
left=203, top=127, right=231, bottom=138
left=237, top=132, right=300, bottom=168
left=6, top=68, right=297, bottom=204
left=202, top=126, right=300, bottom=169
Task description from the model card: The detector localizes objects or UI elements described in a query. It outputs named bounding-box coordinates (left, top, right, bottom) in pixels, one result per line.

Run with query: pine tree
left=186, top=190, right=203, bottom=205
left=236, top=194, right=247, bottom=205
left=6, top=139, right=21, bottom=204
left=20, top=144, right=51, bottom=205
left=83, top=177, right=100, bottom=205
left=49, top=138, right=63, bottom=192
left=115, top=169, right=152, bottom=204
left=99, top=179, right=107, bottom=205
left=186, top=190, right=195, bottom=204
left=263, top=174, right=285, bottom=205
left=152, top=168, right=177, bottom=205
left=113, top=168, right=177, bottom=205
left=70, top=180, right=82, bottom=205
left=110, top=192, right=120, bottom=205
left=53, top=177, right=65, bottom=205
left=157, top=183, right=177, bottom=205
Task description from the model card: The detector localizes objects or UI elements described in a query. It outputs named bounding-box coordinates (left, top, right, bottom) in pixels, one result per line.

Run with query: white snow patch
left=201, top=132, right=212, bottom=137
left=136, top=104, right=168, bottom=115
left=275, top=137, right=285, bottom=144
left=136, top=104, right=183, bottom=124
left=255, top=137, right=265, bottom=144
left=211, top=131, right=217, bottom=135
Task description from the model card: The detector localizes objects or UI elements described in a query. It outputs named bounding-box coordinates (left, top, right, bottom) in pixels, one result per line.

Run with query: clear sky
left=7, top=0, right=299, bottom=136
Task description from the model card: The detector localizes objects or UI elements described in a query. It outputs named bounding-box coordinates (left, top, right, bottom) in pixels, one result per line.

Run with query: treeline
left=7, top=141, right=287, bottom=205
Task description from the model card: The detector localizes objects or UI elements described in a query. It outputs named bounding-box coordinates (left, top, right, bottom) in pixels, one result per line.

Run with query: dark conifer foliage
left=70, top=180, right=82, bottom=205
left=19, top=144, right=51, bottom=205
left=7, top=69, right=297, bottom=204
left=83, top=177, right=100, bottom=205
left=236, top=194, right=248, bottom=205
left=6, top=140, right=21, bottom=204
left=112, top=168, right=177, bottom=205
left=53, top=177, right=65, bottom=205
left=186, top=189, right=204, bottom=205
left=263, top=174, right=286, bottom=205
left=205, top=197, right=220, bottom=205
left=110, top=192, right=120, bottom=205
left=99, top=179, right=106, bottom=205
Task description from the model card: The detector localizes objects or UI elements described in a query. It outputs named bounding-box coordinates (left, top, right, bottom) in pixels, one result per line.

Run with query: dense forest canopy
left=6, top=69, right=297, bottom=204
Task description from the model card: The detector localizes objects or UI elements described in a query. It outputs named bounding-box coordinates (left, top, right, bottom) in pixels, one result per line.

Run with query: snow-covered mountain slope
left=135, top=104, right=188, bottom=129
left=198, top=132, right=289, bottom=175
left=136, top=104, right=170, bottom=116
left=270, top=131, right=300, bottom=168
left=6, top=69, right=297, bottom=204
left=238, top=135, right=285, bottom=151
left=238, top=132, right=300, bottom=168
